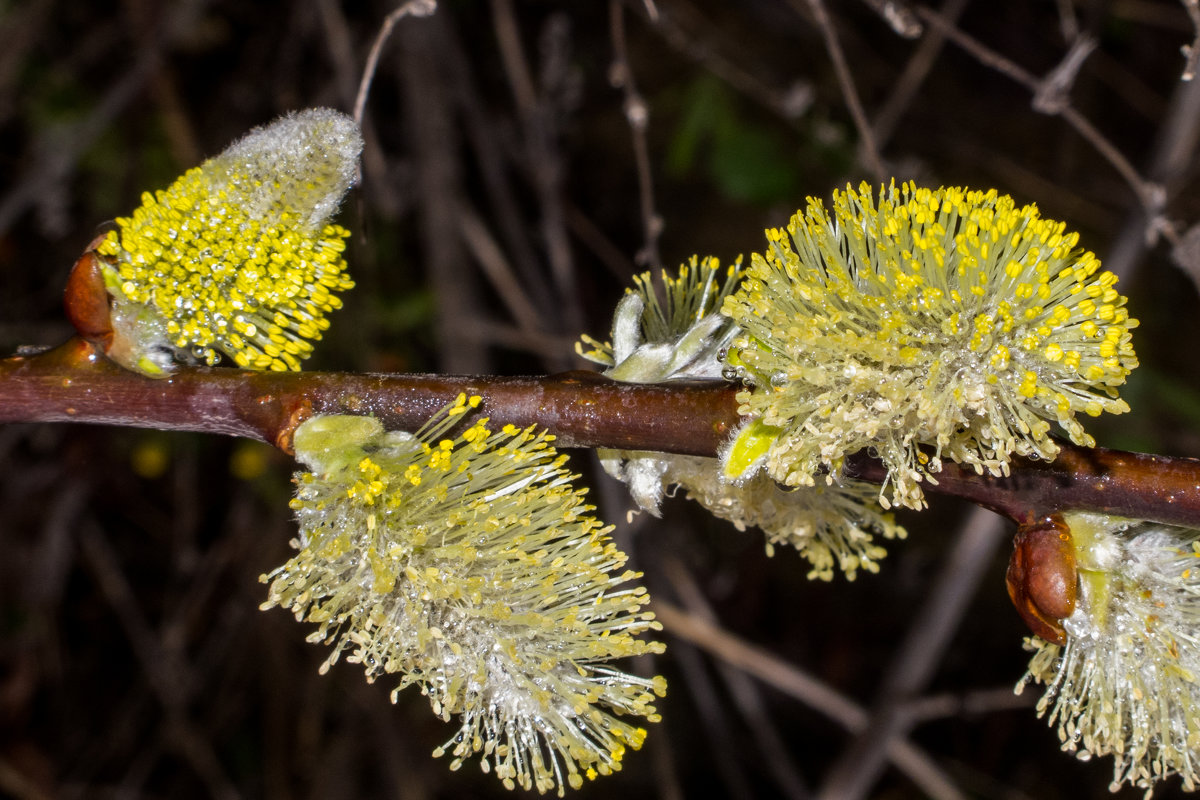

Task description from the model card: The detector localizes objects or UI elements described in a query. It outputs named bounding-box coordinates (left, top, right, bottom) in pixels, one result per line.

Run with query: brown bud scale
left=63, top=235, right=115, bottom=346
left=1006, top=514, right=1078, bottom=645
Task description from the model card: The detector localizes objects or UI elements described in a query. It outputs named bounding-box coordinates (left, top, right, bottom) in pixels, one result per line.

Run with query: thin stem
left=654, top=601, right=965, bottom=800
left=4, top=339, right=1200, bottom=529
left=352, top=0, right=438, bottom=127
left=610, top=0, right=663, bottom=267
left=914, top=5, right=1163, bottom=212
left=795, top=0, right=887, bottom=182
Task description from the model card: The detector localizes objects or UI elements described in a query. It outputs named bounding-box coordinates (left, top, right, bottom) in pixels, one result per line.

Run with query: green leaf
left=721, top=418, right=783, bottom=481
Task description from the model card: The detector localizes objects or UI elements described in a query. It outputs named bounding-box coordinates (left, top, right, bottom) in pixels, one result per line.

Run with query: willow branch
left=4, top=337, right=1200, bottom=529
left=0, top=338, right=737, bottom=455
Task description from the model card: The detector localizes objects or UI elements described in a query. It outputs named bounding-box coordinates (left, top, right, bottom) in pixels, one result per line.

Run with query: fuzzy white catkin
left=262, top=400, right=666, bottom=796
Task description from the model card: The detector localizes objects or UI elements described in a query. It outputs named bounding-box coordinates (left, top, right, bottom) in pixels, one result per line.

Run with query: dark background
left=2, top=1, right=1200, bottom=798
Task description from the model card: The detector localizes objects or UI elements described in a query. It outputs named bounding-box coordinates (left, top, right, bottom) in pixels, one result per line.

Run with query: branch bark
left=4, top=337, right=1200, bottom=529
left=0, top=338, right=737, bottom=455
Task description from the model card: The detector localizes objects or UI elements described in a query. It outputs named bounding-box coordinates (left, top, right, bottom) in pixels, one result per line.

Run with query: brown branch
left=843, top=445, right=1200, bottom=528
left=0, top=338, right=737, bottom=456
left=4, top=338, right=1200, bottom=529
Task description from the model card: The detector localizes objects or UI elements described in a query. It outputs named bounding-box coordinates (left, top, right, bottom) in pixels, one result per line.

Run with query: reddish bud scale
left=1006, top=514, right=1078, bottom=644
left=63, top=235, right=114, bottom=346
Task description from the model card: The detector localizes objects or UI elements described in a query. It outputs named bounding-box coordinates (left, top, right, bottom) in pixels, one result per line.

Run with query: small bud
left=63, top=235, right=117, bottom=344
left=1006, top=514, right=1077, bottom=644
left=576, top=254, right=743, bottom=382
left=92, top=109, right=362, bottom=376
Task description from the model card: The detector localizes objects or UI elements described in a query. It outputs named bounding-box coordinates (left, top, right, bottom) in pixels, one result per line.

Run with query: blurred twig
left=399, top=15, right=489, bottom=373
left=351, top=0, right=437, bottom=127
left=593, top=475, right=686, bottom=800
left=1107, top=74, right=1200, bottom=281
left=653, top=601, right=965, bottom=800
left=610, top=1, right=663, bottom=267
left=79, top=520, right=240, bottom=800
left=490, top=1, right=584, bottom=338
left=902, top=686, right=1033, bottom=723
left=858, top=0, right=922, bottom=38
left=913, top=5, right=1165, bottom=215
left=1055, top=0, right=1080, bottom=42
left=815, top=507, right=1006, bottom=800
left=315, top=0, right=397, bottom=217
left=0, top=0, right=212, bottom=238
left=1182, top=0, right=1200, bottom=80
left=872, top=0, right=970, bottom=149
left=792, top=0, right=887, bottom=181
left=458, top=206, right=545, bottom=336
left=661, top=556, right=811, bottom=799
left=643, top=0, right=814, bottom=122
left=666, top=621, right=756, bottom=799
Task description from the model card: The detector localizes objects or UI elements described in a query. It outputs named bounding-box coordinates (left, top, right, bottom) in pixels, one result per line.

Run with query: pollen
left=95, top=109, right=362, bottom=375
left=580, top=255, right=905, bottom=581
left=264, top=405, right=665, bottom=795
left=721, top=181, right=1139, bottom=509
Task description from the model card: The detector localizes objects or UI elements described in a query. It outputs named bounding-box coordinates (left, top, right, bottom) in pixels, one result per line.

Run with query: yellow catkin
left=263, top=401, right=666, bottom=795
left=96, top=109, right=362, bottom=375
left=722, top=181, right=1138, bottom=509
